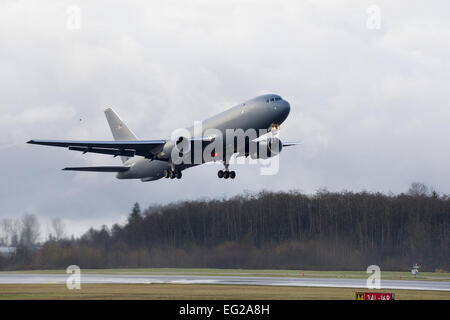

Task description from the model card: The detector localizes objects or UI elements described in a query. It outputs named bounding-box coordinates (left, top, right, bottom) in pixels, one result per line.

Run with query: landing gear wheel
left=170, top=171, right=176, bottom=179
left=164, top=170, right=170, bottom=178
left=176, top=171, right=182, bottom=179
left=223, top=171, right=230, bottom=179
left=218, top=170, right=224, bottom=178
left=229, top=171, right=236, bottom=179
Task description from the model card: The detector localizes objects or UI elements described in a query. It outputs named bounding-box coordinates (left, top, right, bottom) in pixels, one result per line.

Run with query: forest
left=0, top=183, right=448, bottom=271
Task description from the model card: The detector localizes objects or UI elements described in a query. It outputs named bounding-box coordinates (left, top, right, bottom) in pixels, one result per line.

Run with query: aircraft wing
left=27, top=139, right=166, bottom=159
left=62, top=166, right=130, bottom=172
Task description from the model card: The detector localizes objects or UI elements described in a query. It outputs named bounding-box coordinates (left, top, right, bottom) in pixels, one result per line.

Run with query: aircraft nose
left=278, top=100, right=290, bottom=122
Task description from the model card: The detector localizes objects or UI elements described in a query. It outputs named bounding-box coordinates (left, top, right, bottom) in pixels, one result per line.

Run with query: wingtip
left=27, top=140, right=34, bottom=144
left=282, top=141, right=302, bottom=147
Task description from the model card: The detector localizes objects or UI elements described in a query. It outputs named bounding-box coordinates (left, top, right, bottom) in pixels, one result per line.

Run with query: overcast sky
left=1, top=0, right=449, bottom=238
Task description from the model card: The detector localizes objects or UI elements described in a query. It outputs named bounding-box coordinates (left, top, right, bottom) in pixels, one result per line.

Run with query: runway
left=0, top=274, right=449, bottom=291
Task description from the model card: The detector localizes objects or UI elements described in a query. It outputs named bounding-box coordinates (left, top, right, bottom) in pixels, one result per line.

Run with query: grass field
left=0, top=283, right=449, bottom=300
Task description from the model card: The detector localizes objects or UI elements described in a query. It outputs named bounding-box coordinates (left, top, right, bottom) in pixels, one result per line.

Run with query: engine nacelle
left=248, top=137, right=283, bottom=159
left=174, top=136, right=191, bottom=154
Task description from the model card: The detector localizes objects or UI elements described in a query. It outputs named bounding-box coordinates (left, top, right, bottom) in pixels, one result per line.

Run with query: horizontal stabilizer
left=62, top=166, right=130, bottom=172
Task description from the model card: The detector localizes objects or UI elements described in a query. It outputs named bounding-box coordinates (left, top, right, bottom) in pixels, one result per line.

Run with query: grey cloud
left=1, top=0, right=449, bottom=237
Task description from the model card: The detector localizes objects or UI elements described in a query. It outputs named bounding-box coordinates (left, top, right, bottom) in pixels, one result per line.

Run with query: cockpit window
left=267, top=96, right=282, bottom=103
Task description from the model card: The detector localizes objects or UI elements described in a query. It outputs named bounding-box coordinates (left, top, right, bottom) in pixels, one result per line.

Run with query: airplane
left=28, top=94, right=298, bottom=181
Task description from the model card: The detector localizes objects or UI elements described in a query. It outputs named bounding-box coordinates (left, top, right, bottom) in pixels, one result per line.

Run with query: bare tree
left=10, top=219, right=21, bottom=246
left=51, top=218, right=66, bottom=240
left=0, top=219, right=12, bottom=246
left=0, top=218, right=21, bottom=246
left=408, top=182, right=429, bottom=196
left=20, top=213, right=40, bottom=249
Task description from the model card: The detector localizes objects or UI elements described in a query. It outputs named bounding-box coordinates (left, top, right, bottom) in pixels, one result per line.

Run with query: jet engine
left=175, top=136, right=191, bottom=154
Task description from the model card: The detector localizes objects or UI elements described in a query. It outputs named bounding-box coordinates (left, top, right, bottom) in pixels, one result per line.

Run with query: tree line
left=0, top=183, right=448, bottom=271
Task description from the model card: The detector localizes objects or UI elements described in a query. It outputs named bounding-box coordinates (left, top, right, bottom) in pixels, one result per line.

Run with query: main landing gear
left=218, top=170, right=235, bottom=179
left=217, top=163, right=235, bottom=179
left=164, top=169, right=182, bottom=179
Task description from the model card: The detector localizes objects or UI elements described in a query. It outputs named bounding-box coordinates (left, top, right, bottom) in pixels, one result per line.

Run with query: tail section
left=104, top=108, right=138, bottom=141
left=104, top=108, right=138, bottom=163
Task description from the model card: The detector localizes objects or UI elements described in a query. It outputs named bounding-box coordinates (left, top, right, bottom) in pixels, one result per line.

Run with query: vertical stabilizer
left=104, top=108, right=138, bottom=163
